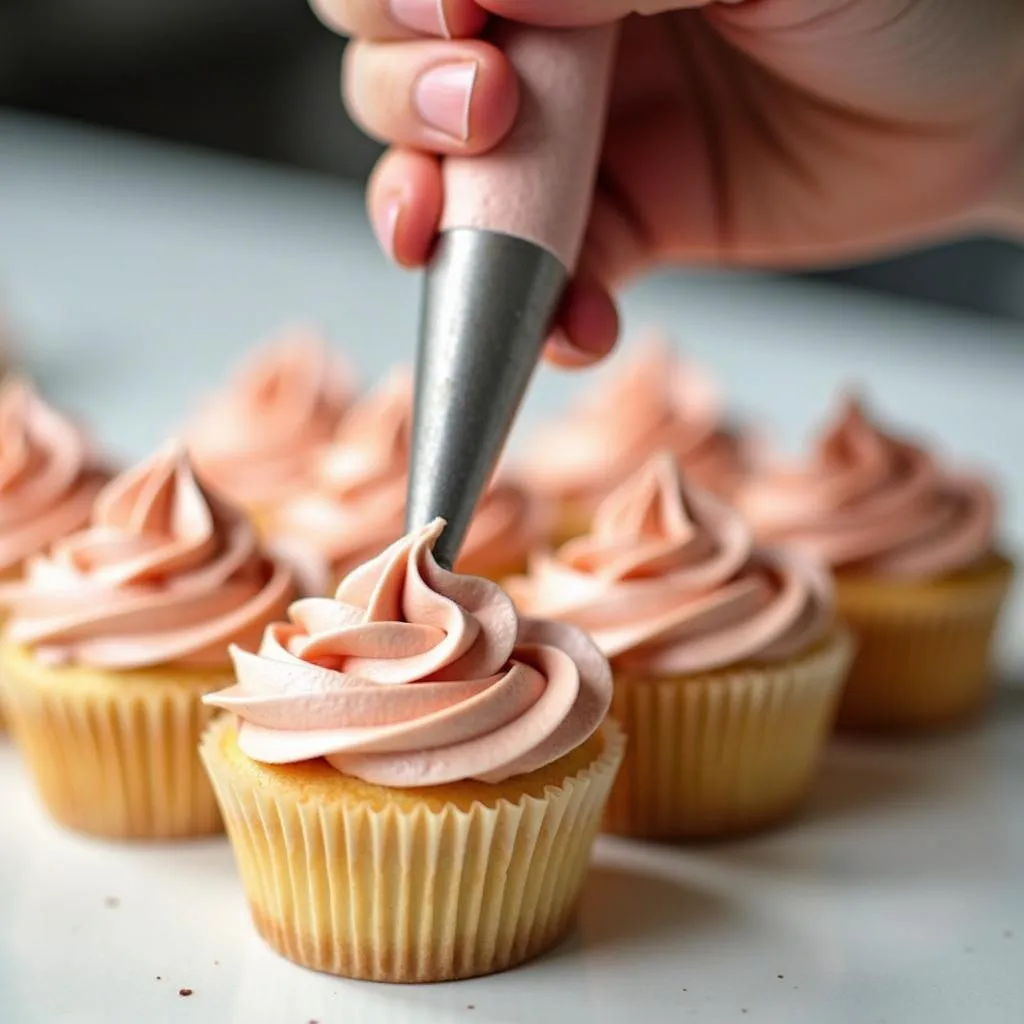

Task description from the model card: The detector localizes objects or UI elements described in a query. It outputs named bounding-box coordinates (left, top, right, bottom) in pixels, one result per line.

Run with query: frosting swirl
left=519, top=336, right=749, bottom=506
left=738, top=398, right=996, bottom=579
left=0, top=377, right=107, bottom=574
left=185, top=327, right=355, bottom=508
left=205, top=519, right=612, bottom=787
left=0, top=443, right=295, bottom=669
left=508, top=454, right=833, bottom=675
left=268, top=369, right=411, bottom=584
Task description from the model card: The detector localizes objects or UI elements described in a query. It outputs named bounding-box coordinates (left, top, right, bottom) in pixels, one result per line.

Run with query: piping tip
left=405, top=228, right=567, bottom=570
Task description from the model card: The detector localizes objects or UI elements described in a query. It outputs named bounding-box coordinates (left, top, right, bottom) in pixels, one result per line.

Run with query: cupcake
left=185, top=326, right=355, bottom=516
left=0, top=443, right=295, bottom=838
left=0, top=377, right=109, bottom=728
left=200, top=517, right=622, bottom=982
left=266, top=368, right=412, bottom=589
left=739, top=397, right=1015, bottom=733
left=508, top=453, right=852, bottom=840
left=270, top=370, right=548, bottom=588
left=519, top=335, right=751, bottom=543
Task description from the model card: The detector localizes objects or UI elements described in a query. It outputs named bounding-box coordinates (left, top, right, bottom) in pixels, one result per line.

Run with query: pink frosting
left=738, top=398, right=997, bottom=579
left=457, top=481, right=549, bottom=577
left=0, top=443, right=295, bottom=669
left=269, top=370, right=544, bottom=585
left=186, top=327, right=355, bottom=508
left=268, top=369, right=411, bottom=586
left=519, top=336, right=750, bottom=507
left=205, top=519, right=612, bottom=787
left=0, top=377, right=108, bottom=574
left=508, top=454, right=833, bottom=675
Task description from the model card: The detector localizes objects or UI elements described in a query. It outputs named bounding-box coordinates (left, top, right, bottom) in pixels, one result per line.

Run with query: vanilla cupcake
left=270, top=370, right=548, bottom=588
left=185, top=326, right=355, bottom=516
left=0, top=377, right=109, bottom=729
left=0, top=444, right=295, bottom=838
left=739, top=397, right=1015, bottom=733
left=519, top=335, right=751, bottom=542
left=201, top=518, right=622, bottom=982
left=509, top=453, right=852, bottom=840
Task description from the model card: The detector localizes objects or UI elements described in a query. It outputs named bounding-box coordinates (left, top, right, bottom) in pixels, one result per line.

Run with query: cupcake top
left=185, top=327, right=355, bottom=509
left=268, top=368, right=412, bottom=584
left=508, top=453, right=833, bottom=675
left=205, top=518, right=612, bottom=787
left=738, top=397, right=997, bottom=580
left=0, top=443, right=295, bottom=669
left=518, top=336, right=750, bottom=506
left=271, top=370, right=546, bottom=585
left=0, top=376, right=108, bottom=575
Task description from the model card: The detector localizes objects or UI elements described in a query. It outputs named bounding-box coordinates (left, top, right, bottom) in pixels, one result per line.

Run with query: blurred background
left=2, top=0, right=1024, bottom=320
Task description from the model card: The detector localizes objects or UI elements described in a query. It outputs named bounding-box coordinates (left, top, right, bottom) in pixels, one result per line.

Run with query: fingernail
left=413, top=62, right=477, bottom=142
left=388, top=0, right=450, bottom=37
left=373, top=198, right=401, bottom=261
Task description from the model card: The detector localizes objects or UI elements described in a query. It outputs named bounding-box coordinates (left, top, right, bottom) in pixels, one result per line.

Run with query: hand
left=313, top=0, right=1024, bottom=365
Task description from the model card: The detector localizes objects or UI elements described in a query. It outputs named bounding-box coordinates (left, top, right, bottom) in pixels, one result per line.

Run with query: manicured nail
left=373, top=198, right=401, bottom=261
left=388, top=0, right=450, bottom=38
left=413, top=62, right=477, bottom=142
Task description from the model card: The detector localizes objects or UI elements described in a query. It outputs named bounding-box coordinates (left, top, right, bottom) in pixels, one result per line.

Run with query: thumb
left=473, top=1, right=722, bottom=28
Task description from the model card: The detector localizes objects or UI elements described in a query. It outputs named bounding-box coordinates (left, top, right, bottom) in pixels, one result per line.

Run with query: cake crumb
left=467, top=1006, right=475, bottom=1011
left=104, top=897, right=119, bottom=909
left=777, top=974, right=784, bottom=979
left=155, top=976, right=162, bottom=981
left=178, top=988, right=193, bottom=998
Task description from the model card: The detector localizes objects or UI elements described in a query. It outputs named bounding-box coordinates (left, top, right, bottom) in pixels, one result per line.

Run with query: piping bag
left=404, top=21, right=619, bottom=569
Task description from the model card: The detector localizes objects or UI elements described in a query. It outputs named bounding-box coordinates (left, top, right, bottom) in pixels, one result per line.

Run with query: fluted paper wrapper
left=835, top=554, right=1015, bottom=733
left=201, top=717, right=625, bottom=983
left=0, top=644, right=224, bottom=839
left=605, top=628, right=854, bottom=840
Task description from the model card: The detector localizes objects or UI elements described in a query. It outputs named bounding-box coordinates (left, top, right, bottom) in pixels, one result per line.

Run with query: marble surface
left=0, top=111, right=1023, bottom=1023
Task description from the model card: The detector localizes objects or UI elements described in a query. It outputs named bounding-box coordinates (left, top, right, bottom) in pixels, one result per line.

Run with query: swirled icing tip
left=207, top=514, right=613, bottom=787
left=740, top=394, right=998, bottom=579
left=234, top=324, right=355, bottom=400
left=92, top=438, right=201, bottom=533
left=511, top=447, right=834, bottom=673
left=3, top=437, right=296, bottom=668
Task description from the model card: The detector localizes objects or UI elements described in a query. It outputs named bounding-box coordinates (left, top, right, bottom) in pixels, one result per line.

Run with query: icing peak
left=1, top=443, right=294, bottom=668
left=739, top=397, right=996, bottom=579
left=508, top=454, right=833, bottom=674
left=186, top=327, right=354, bottom=507
left=206, top=519, right=612, bottom=787
left=520, top=335, right=749, bottom=503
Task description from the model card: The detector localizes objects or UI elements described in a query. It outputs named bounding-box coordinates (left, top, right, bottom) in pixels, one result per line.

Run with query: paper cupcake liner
left=0, top=644, right=225, bottom=839
left=604, top=628, right=854, bottom=840
left=201, top=717, right=625, bottom=983
left=835, top=555, right=1015, bottom=733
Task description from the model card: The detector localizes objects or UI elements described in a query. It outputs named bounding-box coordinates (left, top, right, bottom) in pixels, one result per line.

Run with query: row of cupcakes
left=0, top=326, right=1014, bottom=984
left=184, top=325, right=1015, bottom=735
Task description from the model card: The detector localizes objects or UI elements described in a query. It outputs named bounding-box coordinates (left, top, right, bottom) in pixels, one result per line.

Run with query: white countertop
left=0, top=111, right=1023, bottom=1023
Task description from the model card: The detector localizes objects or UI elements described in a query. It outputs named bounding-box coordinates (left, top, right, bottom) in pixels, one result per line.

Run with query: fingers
left=544, top=275, right=620, bottom=368
left=310, top=0, right=487, bottom=40
left=367, top=148, right=444, bottom=267
left=344, top=39, right=519, bottom=154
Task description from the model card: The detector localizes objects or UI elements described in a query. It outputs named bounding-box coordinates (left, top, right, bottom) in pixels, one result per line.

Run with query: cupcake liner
left=201, top=717, right=625, bottom=983
left=0, top=644, right=225, bottom=839
left=835, top=554, right=1015, bottom=733
left=604, top=628, right=853, bottom=840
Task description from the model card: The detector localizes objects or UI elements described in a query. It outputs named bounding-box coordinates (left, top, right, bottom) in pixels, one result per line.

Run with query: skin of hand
left=312, top=0, right=1024, bottom=366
